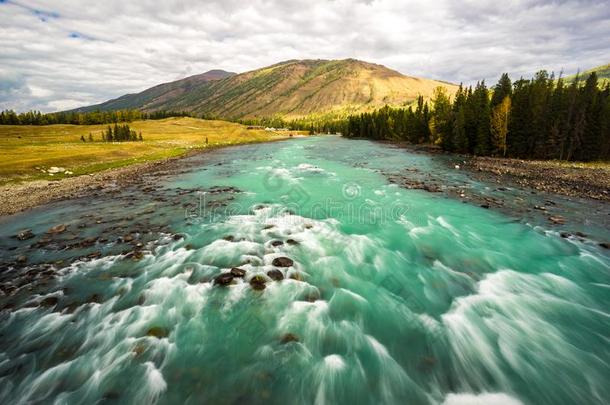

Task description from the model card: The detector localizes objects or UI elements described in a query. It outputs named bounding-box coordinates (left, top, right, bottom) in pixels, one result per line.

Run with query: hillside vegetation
left=76, top=59, right=458, bottom=120
left=0, top=117, right=290, bottom=184
left=564, top=63, right=610, bottom=87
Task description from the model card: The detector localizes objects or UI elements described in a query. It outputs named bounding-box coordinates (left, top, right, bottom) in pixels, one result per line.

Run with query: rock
left=230, top=267, right=246, bottom=277
left=600, top=242, right=610, bottom=249
left=16, top=229, right=35, bottom=241
left=172, top=234, right=184, bottom=241
left=480, top=203, right=490, bottom=209
left=249, top=275, right=267, bottom=290
left=214, top=273, right=234, bottom=286
left=533, top=205, right=547, bottom=211
left=122, top=234, right=134, bottom=243
left=267, top=269, right=284, bottom=281
left=47, top=224, right=67, bottom=234
left=80, top=237, right=98, bottom=247
left=286, top=239, right=299, bottom=246
left=272, top=257, right=294, bottom=267
left=125, top=251, right=144, bottom=261
left=549, top=215, right=566, bottom=225
left=147, top=327, right=169, bottom=339
left=280, top=333, right=299, bottom=344
left=289, top=273, right=304, bottom=281
left=270, top=240, right=284, bottom=247
left=223, top=235, right=235, bottom=242
left=574, top=232, right=587, bottom=238
left=560, top=232, right=571, bottom=238
left=40, top=296, right=59, bottom=307
left=16, top=255, right=27, bottom=264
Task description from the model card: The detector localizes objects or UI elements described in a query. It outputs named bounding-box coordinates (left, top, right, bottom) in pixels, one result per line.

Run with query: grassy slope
left=563, top=63, right=610, bottom=87
left=0, top=117, right=291, bottom=184
left=74, top=59, right=458, bottom=121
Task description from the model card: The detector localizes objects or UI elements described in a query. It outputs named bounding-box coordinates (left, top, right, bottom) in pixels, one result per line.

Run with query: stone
left=480, top=203, right=490, bottom=209
left=47, top=224, right=67, bottom=234
left=286, top=239, right=299, bottom=246
left=600, top=242, right=610, bottom=249
left=147, top=327, right=169, bottom=339
left=272, top=257, right=294, bottom=267
left=214, top=273, right=234, bottom=286
left=280, top=333, right=299, bottom=344
left=289, top=273, right=304, bottom=281
left=230, top=267, right=246, bottom=277
left=549, top=215, right=566, bottom=225
left=223, top=235, right=235, bottom=242
left=40, top=296, right=59, bottom=307
left=267, top=269, right=284, bottom=281
left=270, top=240, right=284, bottom=247
left=16, top=229, right=35, bottom=241
left=16, top=255, right=27, bottom=264
left=80, top=237, right=98, bottom=248
left=249, top=275, right=267, bottom=290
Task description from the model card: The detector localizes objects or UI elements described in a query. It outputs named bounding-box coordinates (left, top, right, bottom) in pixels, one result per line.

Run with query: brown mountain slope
left=77, top=59, right=458, bottom=120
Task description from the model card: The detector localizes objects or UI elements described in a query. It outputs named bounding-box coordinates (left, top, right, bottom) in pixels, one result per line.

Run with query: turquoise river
left=0, top=136, right=609, bottom=404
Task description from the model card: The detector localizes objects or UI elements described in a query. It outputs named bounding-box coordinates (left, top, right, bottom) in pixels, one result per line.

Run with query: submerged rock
left=47, top=224, right=67, bottom=234
left=230, top=267, right=247, bottom=277
left=267, top=269, right=284, bottom=281
left=280, top=333, right=299, bottom=344
left=286, top=239, right=299, bottom=246
left=272, top=257, right=294, bottom=267
left=270, top=240, right=284, bottom=247
left=289, top=273, right=304, bottom=281
left=147, top=327, right=169, bottom=339
left=16, top=229, right=35, bottom=241
left=40, top=296, right=59, bottom=307
left=214, top=273, right=234, bottom=286
left=600, top=242, right=610, bottom=249
left=249, top=275, right=267, bottom=290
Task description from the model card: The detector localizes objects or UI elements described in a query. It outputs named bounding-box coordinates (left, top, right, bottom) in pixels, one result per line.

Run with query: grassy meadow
left=0, top=117, right=294, bottom=184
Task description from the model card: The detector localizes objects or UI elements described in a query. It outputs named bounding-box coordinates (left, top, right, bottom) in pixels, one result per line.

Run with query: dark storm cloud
left=0, top=0, right=608, bottom=112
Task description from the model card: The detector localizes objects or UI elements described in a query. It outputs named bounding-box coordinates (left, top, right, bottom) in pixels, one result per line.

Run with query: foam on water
left=0, top=136, right=609, bottom=404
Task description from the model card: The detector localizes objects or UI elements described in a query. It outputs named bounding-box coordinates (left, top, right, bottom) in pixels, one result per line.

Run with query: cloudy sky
left=1, top=0, right=609, bottom=112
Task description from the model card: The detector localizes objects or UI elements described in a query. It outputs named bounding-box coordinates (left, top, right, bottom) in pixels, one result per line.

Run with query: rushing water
left=0, top=136, right=609, bottom=405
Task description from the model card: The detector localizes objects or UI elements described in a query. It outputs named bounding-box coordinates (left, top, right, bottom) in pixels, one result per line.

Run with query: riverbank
left=0, top=138, right=292, bottom=217
left=383, top=140, right=610, bottom=202
left=464, top=156, right=610, bottom=201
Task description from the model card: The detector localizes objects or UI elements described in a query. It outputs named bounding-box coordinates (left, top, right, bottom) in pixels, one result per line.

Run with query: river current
left=0, top=136, right=609, bottom=404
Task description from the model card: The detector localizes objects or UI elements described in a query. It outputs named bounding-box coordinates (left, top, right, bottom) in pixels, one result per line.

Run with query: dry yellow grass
left=0, top=117, right=294, bottom=184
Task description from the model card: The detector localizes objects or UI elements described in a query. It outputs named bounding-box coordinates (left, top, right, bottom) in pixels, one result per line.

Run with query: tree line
left=345, top=72, right=610, bottom=161
left=0, top=109, right=194, bottom=126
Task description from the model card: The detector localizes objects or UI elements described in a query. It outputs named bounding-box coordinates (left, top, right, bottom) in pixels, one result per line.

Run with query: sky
left=1, top=0, right=609, bottom=112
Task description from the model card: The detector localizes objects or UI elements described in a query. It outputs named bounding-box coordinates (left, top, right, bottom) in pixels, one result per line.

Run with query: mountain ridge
left=75, top=59, right=459, bottom=120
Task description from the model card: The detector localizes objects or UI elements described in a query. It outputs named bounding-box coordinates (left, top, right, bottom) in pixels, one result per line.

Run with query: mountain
left=77, top=69, right=236, bottom=112
left=563, top=63, right=610, bottom=87
left=75, top=59, right=458, bottom=120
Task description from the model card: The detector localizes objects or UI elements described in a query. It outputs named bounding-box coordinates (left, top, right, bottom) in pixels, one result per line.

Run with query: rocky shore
left=0, top=154, right=190, bottom=217
left=463, top=156, right=610, bottom=202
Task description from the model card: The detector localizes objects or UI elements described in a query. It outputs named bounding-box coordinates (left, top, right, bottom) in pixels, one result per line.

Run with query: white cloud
left=0, top=0, right=608, bottom=112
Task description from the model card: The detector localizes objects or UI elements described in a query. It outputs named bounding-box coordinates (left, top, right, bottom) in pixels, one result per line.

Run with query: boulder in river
left=600, top=242, right=610, bottom=249
left=16, top=229, right=35, bottom=241
left=147, top=327, right=169, bottom=339
left=249, top=275, right=267, bottom=290
left=47, top=224, right=67, bottom=234
left=272, top=257, right=294, bottom=267
left=267, top=269, right=284, bottom=281
left=270, top=240, right=284, bottom=247
left=286, top=239, right=299, bottom=246
left=230, top=267, right=246, bottom=277
left=214, top=273, right=234, bottom=286
left=280, top=333, right=299, bottom=344
left=16, top=255, right=27, bottom=264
